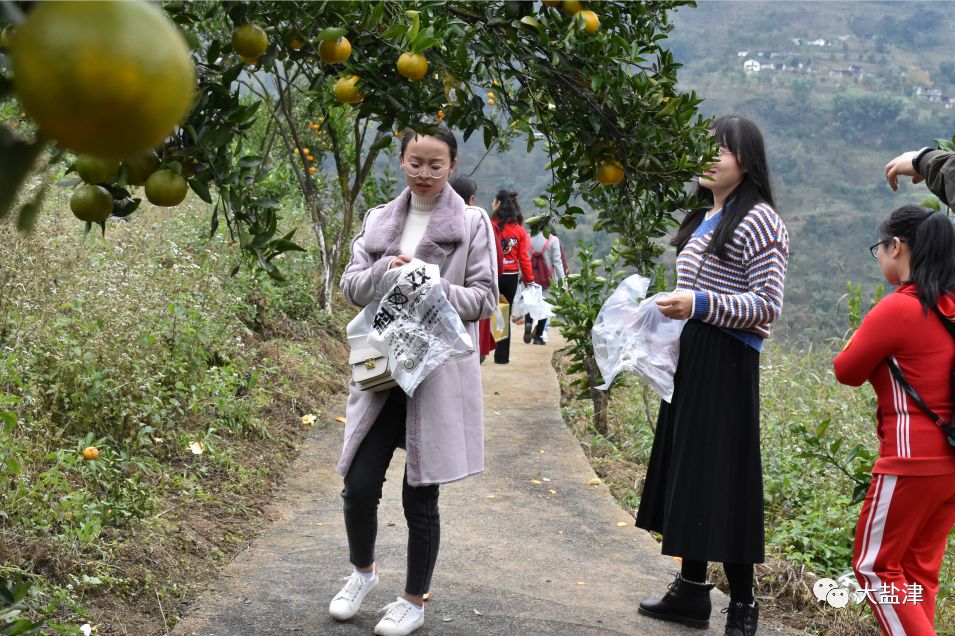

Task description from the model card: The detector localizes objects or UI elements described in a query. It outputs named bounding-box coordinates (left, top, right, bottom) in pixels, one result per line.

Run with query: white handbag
left=349, top=340, right=397, bottom=392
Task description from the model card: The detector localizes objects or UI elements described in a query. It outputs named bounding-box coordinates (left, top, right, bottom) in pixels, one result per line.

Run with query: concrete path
left=173, top=334, right=800, bottom=635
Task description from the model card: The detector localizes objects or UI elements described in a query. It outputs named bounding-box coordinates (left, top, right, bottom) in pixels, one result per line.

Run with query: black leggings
left=342, top=389, right=440, bottom=596
left=682, top=559, right=754, bottom=604
left=494, top=273, right=520, bottom=363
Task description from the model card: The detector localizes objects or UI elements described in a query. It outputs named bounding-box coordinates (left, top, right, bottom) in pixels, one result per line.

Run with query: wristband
left=912, top=146, right=933, bottom=176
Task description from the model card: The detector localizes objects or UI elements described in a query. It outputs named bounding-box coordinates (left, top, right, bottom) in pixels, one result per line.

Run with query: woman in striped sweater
left=635, top=116, right=789, bottom=636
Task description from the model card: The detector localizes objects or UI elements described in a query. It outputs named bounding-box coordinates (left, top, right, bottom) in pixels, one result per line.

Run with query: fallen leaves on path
left=587, top=478, right=602, bottom=486
left=335, top=416, right=346, bottom=423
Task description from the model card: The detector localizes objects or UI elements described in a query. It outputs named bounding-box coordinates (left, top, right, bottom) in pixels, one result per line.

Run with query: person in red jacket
left=490, top=189, right=534, bottom=364
left=834, top=204, right=955, bottom=636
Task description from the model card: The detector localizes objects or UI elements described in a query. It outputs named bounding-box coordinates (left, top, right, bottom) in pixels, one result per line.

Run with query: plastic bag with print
left=592, top=273, right=686, bottom=402
left=366, top=259, right=474, bottom=396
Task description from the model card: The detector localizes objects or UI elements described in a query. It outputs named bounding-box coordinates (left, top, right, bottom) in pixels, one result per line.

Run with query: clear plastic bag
left=360, top=259, right=474, bottom=396
left=592, top=274, right=686, bottom=402
left=520, top=282, right=552, bottom=321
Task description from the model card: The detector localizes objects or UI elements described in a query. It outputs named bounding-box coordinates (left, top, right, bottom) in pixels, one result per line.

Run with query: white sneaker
left=374, top=597, right=424, bottom=635
left=328, top=569, right=379, bottom=620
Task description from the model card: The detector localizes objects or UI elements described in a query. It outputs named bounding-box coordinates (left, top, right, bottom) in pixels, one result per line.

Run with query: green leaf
left=381, top=23, right=408, bottom=40
left=189, top=179, right=214, bottom=204
left=316, top=27, right=348, bottom=42
left=0, top=127, right=48, bottom=221
left=268, top=239, right=307, bottom=254
left=412, top=35, right=441, bottom=53
left=222, top=62, right=244, bottom=86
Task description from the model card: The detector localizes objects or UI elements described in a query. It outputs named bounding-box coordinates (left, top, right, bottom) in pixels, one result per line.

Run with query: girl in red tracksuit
left=490, top=189, right=534, bottom=364
left=834, top=204, right=955, bottom=636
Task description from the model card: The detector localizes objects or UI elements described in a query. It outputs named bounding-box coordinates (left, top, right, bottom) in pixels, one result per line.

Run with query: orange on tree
left=308, top=166, right=317, bottom=174
left=286, top=31, right=307, bottom=50
left=70, top=184, right=113, bottom=223
left=334, top=75, right=363, bottom=104
left=232, top=22, right=268, bottom=60
left=578, top=10, right=599, bottom=33
left=10, top=0, right=195, bottom=158
left=303, top=147, right=310, bottom=153
left=595, top=159, right=624, bottom=185
left=318, top=36, right=352, bottom=64
left=240, top=55, right=259, bottom=66
left=82, top=446, right=100, bottom=460
left=144, top=169, right=188, bottom=207
left=75, top=155, right=120, bottom=184
left=396, top=52, right=429, bottom=80
left=562, top=0, right=583, bottom=16
left=122, top=150, right=160, bottom=186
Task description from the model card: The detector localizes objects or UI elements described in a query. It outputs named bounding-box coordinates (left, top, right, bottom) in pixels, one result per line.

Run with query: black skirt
left=635, top=319, right=765, bottom=564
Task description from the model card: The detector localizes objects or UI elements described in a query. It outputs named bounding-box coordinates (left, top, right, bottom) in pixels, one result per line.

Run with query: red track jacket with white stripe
left=834, top=284, right=955, bottom=476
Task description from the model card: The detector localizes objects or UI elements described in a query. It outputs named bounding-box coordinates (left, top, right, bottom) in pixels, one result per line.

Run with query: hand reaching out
left=885, top=150, right=925, bottom=191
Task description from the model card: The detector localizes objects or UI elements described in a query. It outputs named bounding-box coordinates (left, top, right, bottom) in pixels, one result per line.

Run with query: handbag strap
left=885, top=303, right=955, bottom=432
left=886, top=359, right=950, bottom=430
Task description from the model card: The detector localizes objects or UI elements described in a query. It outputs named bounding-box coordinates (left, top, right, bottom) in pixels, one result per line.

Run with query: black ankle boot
left=638, top=574, right=715, bottom=629
left=523, top=321, right=533, bottom=343
left=723, top=601, right=758, bottom=635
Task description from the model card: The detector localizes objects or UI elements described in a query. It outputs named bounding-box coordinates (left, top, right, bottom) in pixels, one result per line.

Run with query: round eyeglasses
left=401, top=163, right=449, bottom=179
left=869, top=238, right=903, bottom=258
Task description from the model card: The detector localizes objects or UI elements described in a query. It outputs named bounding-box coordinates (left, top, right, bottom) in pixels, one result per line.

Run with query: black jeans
left=342, top=389, right=440, bottom=596
left=494, top=272, right=520, bottom=363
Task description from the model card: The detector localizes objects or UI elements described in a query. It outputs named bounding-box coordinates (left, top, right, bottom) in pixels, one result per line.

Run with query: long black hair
left=672, top=115, right=775, bottom=258
left=879, top=204, right=955, bottom=311
left=493, top=189, right=523, bottom=225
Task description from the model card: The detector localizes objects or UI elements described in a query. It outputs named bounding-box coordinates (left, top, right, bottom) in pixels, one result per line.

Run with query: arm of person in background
left=442, top=211, right=498, bottom=322
left=548, top=236, right=566, bottom=287
left=833, top=293, right=907, bottom=386
left=558, top=235, right=571, bottom=276
left=517, top=226, right=535, bottom=285
left=885, top=148, right=955, bottom=209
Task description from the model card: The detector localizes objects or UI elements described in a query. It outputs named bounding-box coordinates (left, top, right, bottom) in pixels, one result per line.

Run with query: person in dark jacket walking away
left=834, top=205, right=955, bottom=636
left=490, top=189, right=534, bottom=364
left=635, top=116, right=789, bottom=636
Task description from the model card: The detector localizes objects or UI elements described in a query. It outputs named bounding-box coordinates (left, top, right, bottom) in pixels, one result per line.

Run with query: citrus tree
left=1, top=0, right=712, bottom=309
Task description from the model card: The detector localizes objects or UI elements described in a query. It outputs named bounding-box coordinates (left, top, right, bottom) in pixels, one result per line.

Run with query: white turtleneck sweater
left=399, top=192, right=438, bottom=256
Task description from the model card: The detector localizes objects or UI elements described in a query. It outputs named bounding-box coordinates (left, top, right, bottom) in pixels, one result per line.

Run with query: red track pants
left=853, top=472, right=955, bottom=635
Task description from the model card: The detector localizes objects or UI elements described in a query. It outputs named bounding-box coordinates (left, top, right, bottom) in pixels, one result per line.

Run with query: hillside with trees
left=470, top=1, right=955, bottom=344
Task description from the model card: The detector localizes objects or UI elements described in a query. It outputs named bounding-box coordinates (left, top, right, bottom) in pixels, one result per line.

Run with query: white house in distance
left=744, top=59, right=761, bottom=73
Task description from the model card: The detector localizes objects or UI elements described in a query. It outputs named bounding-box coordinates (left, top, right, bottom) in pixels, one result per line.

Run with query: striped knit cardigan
left=676, top=202, right=789, bottom=339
